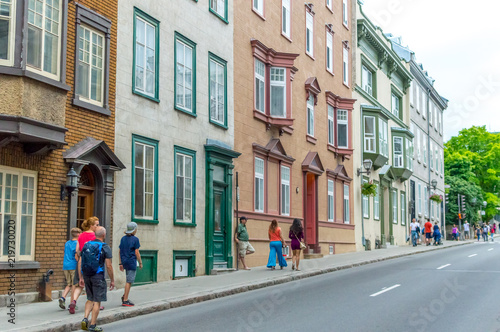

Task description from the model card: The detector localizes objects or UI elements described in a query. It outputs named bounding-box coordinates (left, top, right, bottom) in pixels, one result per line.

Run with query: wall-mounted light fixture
left=430, top=179, right=437, bottom=190
left=357, top=159, right=373, bottom=177
left=60, top=167, right=79, bottom=200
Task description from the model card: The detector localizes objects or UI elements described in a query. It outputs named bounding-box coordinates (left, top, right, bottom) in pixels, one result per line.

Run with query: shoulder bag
left=292, top=229, right=307, bottom=250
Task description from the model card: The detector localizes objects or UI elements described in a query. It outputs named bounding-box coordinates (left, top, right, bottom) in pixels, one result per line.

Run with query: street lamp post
left=358, top=159, right=373, bottom=249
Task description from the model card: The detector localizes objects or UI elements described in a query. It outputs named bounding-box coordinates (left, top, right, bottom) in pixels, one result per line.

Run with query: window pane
left=134, top=168, right=144, bottom=216
left=27, top=25, right=42, bottom=69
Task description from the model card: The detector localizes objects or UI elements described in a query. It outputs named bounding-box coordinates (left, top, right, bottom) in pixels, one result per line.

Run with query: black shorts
left=425, top=233, right=432, bottom=239
left=83, top=274, right=107, bottom=302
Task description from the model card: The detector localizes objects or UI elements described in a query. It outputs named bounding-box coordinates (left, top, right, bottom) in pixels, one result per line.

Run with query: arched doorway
left=76, top=166, right=95, bottom=229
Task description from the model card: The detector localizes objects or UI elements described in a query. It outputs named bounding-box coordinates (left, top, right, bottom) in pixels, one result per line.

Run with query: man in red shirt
left=424, top=218, right=433, bottom=246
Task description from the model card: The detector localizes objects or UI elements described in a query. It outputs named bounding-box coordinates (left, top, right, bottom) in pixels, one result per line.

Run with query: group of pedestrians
left=474, top=222, right=496, bottom=242
left=60, top=218, right=142, bottom=332
left=235, top=217, right=305, bottom=272
left=410, top=218, right=442, bottom=247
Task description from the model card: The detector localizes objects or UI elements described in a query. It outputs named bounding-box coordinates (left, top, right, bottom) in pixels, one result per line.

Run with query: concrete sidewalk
left=1, top=238, right=485, bottom=332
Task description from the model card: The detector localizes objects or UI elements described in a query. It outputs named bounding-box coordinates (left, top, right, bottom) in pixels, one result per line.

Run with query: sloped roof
left=63, top=137, right=125, bottom=169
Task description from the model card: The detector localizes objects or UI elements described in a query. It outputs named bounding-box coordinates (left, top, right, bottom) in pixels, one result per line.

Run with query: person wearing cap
left=118, top=222, right=142, bottom=306
left=234, top=216, right=255, bottom=270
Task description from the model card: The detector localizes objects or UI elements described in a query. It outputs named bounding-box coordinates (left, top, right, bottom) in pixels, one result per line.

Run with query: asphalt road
left=101, top=242, right=500, bottom=332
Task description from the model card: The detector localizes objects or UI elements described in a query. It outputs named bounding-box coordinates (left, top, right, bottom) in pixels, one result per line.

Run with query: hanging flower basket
left=361, top=181, right=377, bottom=196
left=430, top=194, right=443, bottom=204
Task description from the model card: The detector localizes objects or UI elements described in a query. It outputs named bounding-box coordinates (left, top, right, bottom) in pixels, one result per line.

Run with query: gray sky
left=362, top=0, right=500, bottom=141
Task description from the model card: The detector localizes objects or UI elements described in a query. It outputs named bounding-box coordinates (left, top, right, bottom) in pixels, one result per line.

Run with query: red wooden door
left=305, top=173, right=317, bottom=246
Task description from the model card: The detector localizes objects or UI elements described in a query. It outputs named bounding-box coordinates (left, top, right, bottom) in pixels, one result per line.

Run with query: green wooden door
left=212, top=186, right=227, bottom=266
left=134, top=250, right=157, bottom=286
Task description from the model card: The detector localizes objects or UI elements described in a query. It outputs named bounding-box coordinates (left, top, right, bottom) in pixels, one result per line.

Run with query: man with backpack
left=78, top=226, right=114, bottom=332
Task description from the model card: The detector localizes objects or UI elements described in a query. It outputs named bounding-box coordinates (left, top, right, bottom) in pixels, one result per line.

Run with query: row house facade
left=352, top=2, right=414, bottom=250
left=234, top=0, right=357, bottom=266
left=389, top=37, right=448, bottom=233
left=113, top=0, right=238, bottom=283
left=0, top=0, right=123, bottom=296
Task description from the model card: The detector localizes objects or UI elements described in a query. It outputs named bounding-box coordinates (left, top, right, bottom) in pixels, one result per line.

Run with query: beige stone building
left=352, top=2, right=414, bottom=251
left=234, top=0, right=357, bottom=266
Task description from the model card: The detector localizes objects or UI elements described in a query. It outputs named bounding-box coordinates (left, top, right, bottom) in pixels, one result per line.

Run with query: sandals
left=292, top=264, right=295, bottom=270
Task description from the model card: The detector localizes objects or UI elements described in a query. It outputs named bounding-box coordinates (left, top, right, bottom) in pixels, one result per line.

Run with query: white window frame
left=175, top=37, right=194, bottom=113
left=343, top=47, right=349, bottom=85
left=342, top=0, right=348, bottom=27
left=254, top=157, right=265, bottom=212
left=418, top=183, right=422, bottom=215
left=27, top=0, right=62, bottom=80
left=337, top=109, right=348, bottom=148
left=328, top=105, right=334, bottom=146
left=76, top=25, right=105, bottom=107
left=423, top=135, right=427, bottom=165
left=326, top=0, right=332, bottom=11
left=364, top=116, right=376, bottom=153
left=175, top=153, right=193, bottom=223
left=282, top=0, right=291, bottom=38
left=416, top=129, right=421, bottom=162
left=253, top=0, right=264, bottom=16
left=326, top=31, right=333, bottom=73
left=134, top=142, right=156, bottom=220
left=429, top=141, right=433, bottom=170
left=401, top=193, right=406, bottom=225
left=392, top=93, right=400, bottom=118
left=424, top=186, right=429, bottom=217
left=435, top=148, right=439, bottom=174
left=422, top=90, right=427, bottom=119
left=0, top=0, right=16, bottom=66
left=379, top=119, right=388, bottom=157
left=280, top=166, right=290, bottom=216
left=374, top=183, right=380, bottom=220
left=410, top=81, right=414, bottom=106
left=362, top=179, right=369, bottom=218
left=429, top=103, right=433, bottom=127
left=307, top=95, right=314, bottom=136
left=0, top=167, right=38, bottom=262
left=406, top=138, right=413, bottom=171
left=210, top=0, right=226, bottom=19
left=134, top=15, right=157, bottom=98
left=328, top=179, right=334, bottom=222
left=343, top=184, right=350, bottom=224
left=306, top=11, right=314, bottom=57
left=393, top=136, right=403, bottom=168
left=270, top=67, right=286, bottom=118
left=362, top=65, right=373, bottom=95
left=392, top=190, right=398, bottom=224
left=255, top=58, right=265, bottom=113
left=209, top=57, right=226, bottom=125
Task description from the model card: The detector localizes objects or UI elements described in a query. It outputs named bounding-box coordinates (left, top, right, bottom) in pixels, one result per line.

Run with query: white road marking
left=437, top=264, right=451, bottom=269
left=370, top=284, right=400, bottom=297
left=488, top=248, right=494, bottom=251
left=468, top=254, right=477, bottom=257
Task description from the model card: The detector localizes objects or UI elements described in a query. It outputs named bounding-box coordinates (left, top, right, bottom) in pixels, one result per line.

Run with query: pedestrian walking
left=463, top=220, right=470, bottom=239
left=489, top=222, right=494, bottom=242
left=424, top=218, right=433, bottom=246
left=482, top=224, right=488, bottom=242
left=433, top=222, right=441, bottom=245
left=234, top=216, right=255, bottom=270
left=69, top=216, right=99, bottom=314
left=288, top=218, right=304, bottom=271
left=266, top=219, right=287, bottom=270
left=119, top=222, right=142, bottom=307
left=452, top=224, right=458, bottom=241
left=78, top=226, right=114, bottom=332
left=476, top=224, right=481, bottom=241
left=410, top=218, right=419, bottom=247
left=59, top=227, right=82, bottom=310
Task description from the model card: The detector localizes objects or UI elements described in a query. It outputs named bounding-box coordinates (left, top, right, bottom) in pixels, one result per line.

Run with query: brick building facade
left=0, top=0, right=122, bottom=299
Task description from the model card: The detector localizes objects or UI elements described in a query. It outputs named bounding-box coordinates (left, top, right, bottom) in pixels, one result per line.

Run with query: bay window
left=0, top=0, right=15, bottom=66
left=255, top=59, right=265, bottom=113
left=27, top=0, right=62, bottom=79
left=393, top=136, right=403, bottom=168
left=328, top=105, right=334, bottom=145
left=364, top=116, right=375, bottom=153
left=270, top=67, right=286, bottom=117
left=337, top=110, right=348, bottom=148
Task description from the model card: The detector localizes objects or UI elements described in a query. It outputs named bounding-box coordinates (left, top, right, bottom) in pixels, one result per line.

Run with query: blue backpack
left=81, top=241, right=104, bottom=276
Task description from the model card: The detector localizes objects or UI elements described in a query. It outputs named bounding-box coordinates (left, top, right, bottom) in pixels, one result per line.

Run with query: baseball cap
left=125, top=222, right=138, bottom=234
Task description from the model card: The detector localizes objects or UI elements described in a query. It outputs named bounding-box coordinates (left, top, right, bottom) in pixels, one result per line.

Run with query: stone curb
left=23, top=241, right=473, bottom=332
